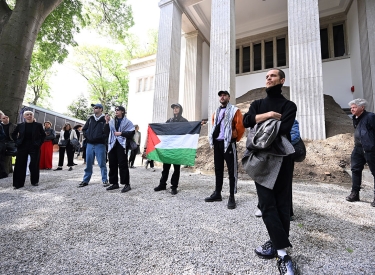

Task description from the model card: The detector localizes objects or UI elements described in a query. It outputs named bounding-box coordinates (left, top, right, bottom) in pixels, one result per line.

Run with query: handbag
left=5, top=141, right=17, bottom=156
left=58, top=139, right=68, bottom=147
left=128, top=139, right=138, bottom=151
left=70, top=138, right=81, bottom=151
left=212, top=114, right=225, bottom=139
left=291, top=138, right=306, bottom=162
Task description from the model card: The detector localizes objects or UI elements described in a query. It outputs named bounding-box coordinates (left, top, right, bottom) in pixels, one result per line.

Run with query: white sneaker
left=255, top=209, right=262, bottom=217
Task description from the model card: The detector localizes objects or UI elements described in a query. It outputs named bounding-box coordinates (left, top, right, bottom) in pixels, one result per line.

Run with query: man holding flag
left=205, top=91, right=245, bottom=209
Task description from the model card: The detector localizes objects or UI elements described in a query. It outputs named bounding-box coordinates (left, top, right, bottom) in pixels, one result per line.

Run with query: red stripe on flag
left=146, top=125, right=161, bottom=155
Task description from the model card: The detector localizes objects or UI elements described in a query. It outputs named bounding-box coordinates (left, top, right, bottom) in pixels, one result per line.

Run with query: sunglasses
left=93, top=107, right=101, bottom=109
left=115, top=109, right=120, bottom=111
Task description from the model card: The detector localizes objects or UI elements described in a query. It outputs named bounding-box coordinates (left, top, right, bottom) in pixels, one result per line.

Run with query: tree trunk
left=0, top=0, right=62, bottom=123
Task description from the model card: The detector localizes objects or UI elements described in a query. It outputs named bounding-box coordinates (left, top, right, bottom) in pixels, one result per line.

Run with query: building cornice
left=127, top=57, right=156, bottom=72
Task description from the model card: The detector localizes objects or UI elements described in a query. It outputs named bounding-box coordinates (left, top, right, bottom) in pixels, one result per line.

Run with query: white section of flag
left=154, top=134, right=200, bottom=149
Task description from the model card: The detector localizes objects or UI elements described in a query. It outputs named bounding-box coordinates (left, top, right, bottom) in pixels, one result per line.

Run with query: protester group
left=1, top=68, right=375, bottom=275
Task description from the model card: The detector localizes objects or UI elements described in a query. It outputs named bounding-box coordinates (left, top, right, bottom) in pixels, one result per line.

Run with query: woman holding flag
left=104, top=106, right=135, bottom=193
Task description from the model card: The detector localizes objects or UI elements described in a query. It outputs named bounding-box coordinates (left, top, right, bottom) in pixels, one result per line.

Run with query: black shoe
left=78, top=181, right=88, bottom=188
left=73, top=163, right=77, bottom=165
left=102, top=180, right=110, bottom=187
left=121, top=185, right=131, bottom=193
left=171, top=188, right=178, bottom=195
left=254, top=240, right=277, bottom=259
left=204, top=191, right=222, bottom=202
left=371, top=198, right=375, bottom=207
left=106, top=184, right=119, bottom=191
left=54, top=167, right=62, bottom=171
left=276, top=255, right=297, bottom=275
left=154, top=185, right=166, bottom=191
left=227, top=195, right=236, bottom=209
left=68, top=167, right=73, bottom=171
left=346, top=191, right=359, bottom=202
left=14, top=186, right=24, bottom=190
left=31, top=183, right=39, bottom=186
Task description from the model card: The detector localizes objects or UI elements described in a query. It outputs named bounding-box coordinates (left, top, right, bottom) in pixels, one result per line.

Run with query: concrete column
left=208, top=0, right=236, bottom=129
left=153, top=0, right=182, bottom=122
left=183, top=30, right=203, bottom=121
left=358, top=0, right=375, bottom=112
left=288, top=0, right=326, bottom=139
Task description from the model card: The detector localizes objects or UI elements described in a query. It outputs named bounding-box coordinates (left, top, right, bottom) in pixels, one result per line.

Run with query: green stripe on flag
left=147, top=148, right=197, bottom=166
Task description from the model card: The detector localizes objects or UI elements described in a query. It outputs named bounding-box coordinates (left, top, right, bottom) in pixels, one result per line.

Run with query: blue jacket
left=290, top=120, right=301, bottom=145
left=353, top=110, right=375, bottom=152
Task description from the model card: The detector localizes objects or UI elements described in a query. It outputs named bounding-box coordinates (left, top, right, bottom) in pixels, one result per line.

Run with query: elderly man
left=12, top=111, right=46, bottom=189
left=346, top=98, right=375, bottom=207
left=243, top=68, right=297, bottom=275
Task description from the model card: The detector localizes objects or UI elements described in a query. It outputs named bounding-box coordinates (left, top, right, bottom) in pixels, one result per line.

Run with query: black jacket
left=353, top=110, right=375, bottom=152
left=12, top=122, right=46, bottom=148
left=166, top=103, right=188, bottom=123
left=82, top=115, right=107, bottom=144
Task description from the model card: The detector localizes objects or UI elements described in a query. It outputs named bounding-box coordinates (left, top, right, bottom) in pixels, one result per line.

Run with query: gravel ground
left=0, top=154, right=374, bottom=275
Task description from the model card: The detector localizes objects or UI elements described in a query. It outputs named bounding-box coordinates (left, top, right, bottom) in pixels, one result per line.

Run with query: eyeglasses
left=93, top=107, right=100, bottom=109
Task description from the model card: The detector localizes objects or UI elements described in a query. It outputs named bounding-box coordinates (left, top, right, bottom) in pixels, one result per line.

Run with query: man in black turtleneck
left=153, top=103, right=187, bottom=195
left=243, top=69, right=297, bottom=275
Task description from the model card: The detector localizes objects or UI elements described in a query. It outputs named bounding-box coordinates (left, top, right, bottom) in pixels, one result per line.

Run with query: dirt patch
left=194, top=87, right=354, bottom=183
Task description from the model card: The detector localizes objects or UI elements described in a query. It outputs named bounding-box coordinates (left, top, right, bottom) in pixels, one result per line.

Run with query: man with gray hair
left=346, top=98, right=375, bottom=207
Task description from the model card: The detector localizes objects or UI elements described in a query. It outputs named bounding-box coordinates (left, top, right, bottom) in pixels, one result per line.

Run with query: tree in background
left=0, top=0, right=133, bottom=123
left=66, top=94, right=92, bottom=120
left=72, top=45, right=129, bottom=112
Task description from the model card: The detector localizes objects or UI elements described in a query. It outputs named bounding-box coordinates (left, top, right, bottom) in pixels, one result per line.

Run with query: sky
left=49, top=0, right=160, bottom=113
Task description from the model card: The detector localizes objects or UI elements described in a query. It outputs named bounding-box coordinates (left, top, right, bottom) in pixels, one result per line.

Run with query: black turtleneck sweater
left=243, top=84, right=297, bottom=140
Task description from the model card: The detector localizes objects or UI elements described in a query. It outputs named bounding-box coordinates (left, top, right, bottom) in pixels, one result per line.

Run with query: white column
left=288, top=0, right=326, bottom=139
left=358, top=0, right=375, bottom=112
left=153, top=0, right=182, bottom=122
left=208, top=0, right=236, bottom=129
left=183, top=31, right=203, bottom=121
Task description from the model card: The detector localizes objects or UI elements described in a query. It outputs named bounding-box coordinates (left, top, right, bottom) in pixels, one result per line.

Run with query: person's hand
left=267, top=111, right=282, bottom=120
left=114, top=131, right=122, bottom=136
left=105, top=114, right=111, bottom=123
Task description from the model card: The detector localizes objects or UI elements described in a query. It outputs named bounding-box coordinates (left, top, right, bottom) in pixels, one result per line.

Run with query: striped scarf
left=209, top=103, right=238, bottom=152
left=108, top=117, right=134, bottom=152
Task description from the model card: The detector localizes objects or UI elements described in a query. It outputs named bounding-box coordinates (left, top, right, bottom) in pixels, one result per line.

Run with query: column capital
left=159, top=0, right=182, bottom=12
left=184, top=30, right=203, bottom=40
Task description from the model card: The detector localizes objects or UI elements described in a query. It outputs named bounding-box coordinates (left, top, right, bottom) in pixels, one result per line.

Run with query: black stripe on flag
left=149, top=121, right=202, bottom=136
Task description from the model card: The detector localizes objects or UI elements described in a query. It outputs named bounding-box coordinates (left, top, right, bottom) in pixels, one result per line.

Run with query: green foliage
left=346, top=248, right=353, bottom=253
left=297, top=223, right=303, bottom=228
left=134, top=29, right=158, bottom=58
left=72, top=45, right=129, bottom=112
left=66, top=94, right=92, bottom=120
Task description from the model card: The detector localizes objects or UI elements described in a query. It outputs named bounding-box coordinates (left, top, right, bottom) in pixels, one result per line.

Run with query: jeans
left=82, top=143, right=107, bottom=183
left=351, top=146, right=375, bottom=194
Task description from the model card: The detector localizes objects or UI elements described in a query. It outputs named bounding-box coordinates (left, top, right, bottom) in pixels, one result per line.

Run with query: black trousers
left=0, top=142, right=7, bottom=179
left=351, top=146, right=375, bottom=194
left=108, top=142, right=129, bottom=186
left=255, top=155, right=293, bottom=250
left=13, top=143, right=41, bottom=188
left=213, top=140, right=238, bottom=195
left=160, top=163, right=180, bottom=189
left=129, top=145, right=139, bottom=167
left=58, top=143, right=75, bottom=167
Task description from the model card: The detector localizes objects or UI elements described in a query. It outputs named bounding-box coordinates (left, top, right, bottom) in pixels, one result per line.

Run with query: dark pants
left=160, top=163, right=180, bottom=189
left=351, top=146, right=375, bottom=194
left=129, top=145, right=139, bottom=167
left=13, top=143, right=41, bottom=188
left=255, top=155, right=293, bottom=250
left=58, top=143, right=75, bottom=167
left=108, top=142, right=129, bottom=186
left=0, top=142, right=7, bottom=179
left=213, top=140, right=238, bottom=195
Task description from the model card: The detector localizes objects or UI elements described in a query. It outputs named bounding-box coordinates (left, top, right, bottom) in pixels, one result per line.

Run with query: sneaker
left=276, top=255, right=297, bottom=275
left=254, top=240, right=277, bottom=259
left=346, top=191, right=359, bottom=202
left=154, top=185, right=166, bottom=191
left=102, top=180, right=110, bottom=187
left=171, top=188, right=178, bottom=195
left=68, top=167, right=73, bottom=171
left=204, top=191, right=222, bottom=202
left=255, top=209, right=262, bottom=217
left=227, top=195, right=236, bottom=209
left=78, top=181, right=88, bottom=188
left=54, top=167, right=62, bottom=171
left=106, top=184, right=119, bottom=191
left=121, top=185, right=131, bottom=193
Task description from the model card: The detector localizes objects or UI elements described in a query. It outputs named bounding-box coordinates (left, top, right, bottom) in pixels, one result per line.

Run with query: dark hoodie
left=166, top=103, right=188, bottom=123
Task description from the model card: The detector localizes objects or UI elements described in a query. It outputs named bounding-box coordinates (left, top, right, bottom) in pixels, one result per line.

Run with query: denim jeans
left=82, top=143, right=107, bottom=183
left=351, top=146, right=375, bottom=194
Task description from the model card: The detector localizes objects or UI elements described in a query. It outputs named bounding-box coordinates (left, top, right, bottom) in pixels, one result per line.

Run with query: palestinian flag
left=146, top=121, right=202, bottom=166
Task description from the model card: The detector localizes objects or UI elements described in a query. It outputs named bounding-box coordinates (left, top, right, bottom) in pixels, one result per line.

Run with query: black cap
left=171, top=103, right=182, bottom=109
left=218, top=90, right=230, bottom=96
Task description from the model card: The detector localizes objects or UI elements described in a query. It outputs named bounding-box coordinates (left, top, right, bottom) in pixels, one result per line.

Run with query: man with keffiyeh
left=205, top=91, right=245, bottom=209
left=104, top=106, right=135, bottom=193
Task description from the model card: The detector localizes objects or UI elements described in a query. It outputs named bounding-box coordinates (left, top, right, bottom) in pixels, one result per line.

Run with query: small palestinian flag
left=146, top=121, right=202, bottom=166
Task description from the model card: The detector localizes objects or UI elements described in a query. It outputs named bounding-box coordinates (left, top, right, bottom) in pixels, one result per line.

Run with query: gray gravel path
left=0, top=154, right=374, bottom=275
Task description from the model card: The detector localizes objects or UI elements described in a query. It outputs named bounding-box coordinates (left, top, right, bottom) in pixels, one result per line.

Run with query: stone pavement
left=0, top=153, right=374, bottom=274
